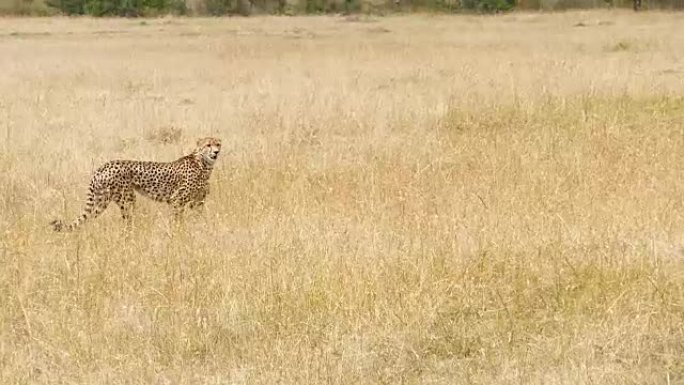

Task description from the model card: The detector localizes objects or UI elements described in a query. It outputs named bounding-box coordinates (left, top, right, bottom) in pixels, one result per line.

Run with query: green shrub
left=45, top=0, right=84, bottom=14
left=0, top=0, right=57, bottom=15
left=46, top=0, right=185, bottom=15
left=461, top=0, right=515, bottom=12
left=203, top=0, right=231, bottom=14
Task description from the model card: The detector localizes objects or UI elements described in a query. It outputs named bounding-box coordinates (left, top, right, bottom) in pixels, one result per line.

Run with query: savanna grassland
left=0, top=11, right=683, bottom=384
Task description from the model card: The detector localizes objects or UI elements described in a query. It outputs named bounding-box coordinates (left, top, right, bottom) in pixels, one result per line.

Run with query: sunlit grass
left=0, top=11, right=683, bottom=384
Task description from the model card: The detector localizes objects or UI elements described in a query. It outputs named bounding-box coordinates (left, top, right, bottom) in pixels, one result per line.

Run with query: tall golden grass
left=0, top=11, right=683, bottom=384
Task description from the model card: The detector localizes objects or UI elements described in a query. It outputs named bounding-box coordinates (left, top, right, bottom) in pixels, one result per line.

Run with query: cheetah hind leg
left=51, top=184, right=110, bottom=232
left=114, top=189, right=136, bottom=230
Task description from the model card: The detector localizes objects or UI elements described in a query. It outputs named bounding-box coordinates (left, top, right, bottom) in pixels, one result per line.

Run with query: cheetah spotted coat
left=51, top=137, right=221, bottom=232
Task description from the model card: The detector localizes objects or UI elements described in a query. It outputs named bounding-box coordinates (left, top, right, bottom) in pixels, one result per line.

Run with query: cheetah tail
left=51, top=182, right=108, bottom=232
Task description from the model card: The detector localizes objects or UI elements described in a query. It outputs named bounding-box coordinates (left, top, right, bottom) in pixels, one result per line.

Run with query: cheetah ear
left=196, top=138, right=206, bottom=148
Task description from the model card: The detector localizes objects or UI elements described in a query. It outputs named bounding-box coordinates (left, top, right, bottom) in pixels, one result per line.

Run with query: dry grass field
left=1, top=10, right=683, bottom=384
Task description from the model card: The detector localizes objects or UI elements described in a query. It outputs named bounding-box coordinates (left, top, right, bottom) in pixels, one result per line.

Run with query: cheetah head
left=195, top=137, right=222, bottom=166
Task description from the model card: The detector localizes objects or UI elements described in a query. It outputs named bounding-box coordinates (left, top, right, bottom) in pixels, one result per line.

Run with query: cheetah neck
left=191, top=152, right=216, bottom=173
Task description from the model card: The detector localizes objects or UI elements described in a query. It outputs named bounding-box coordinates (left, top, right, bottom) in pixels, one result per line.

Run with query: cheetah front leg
left=170, top=188, right=205, bottom=222
left=187, top=199, right=210, bottom=226
left=171, top=196, right=190, bottom=221
left=172, top=203, right=186, bottom=219
left=188, top=200, right=205, bottom=211
left=187, top=187, right=208, bottom=213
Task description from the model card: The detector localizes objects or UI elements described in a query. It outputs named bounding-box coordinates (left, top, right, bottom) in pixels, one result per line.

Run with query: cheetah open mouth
left=209, top=153, right=218, bottom=160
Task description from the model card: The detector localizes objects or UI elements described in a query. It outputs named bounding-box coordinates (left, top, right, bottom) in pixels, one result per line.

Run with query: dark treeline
left=2, top=0, right=684, bottom=16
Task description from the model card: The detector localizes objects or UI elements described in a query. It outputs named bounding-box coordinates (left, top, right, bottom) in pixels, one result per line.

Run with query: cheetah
left=51, top=137, right=222, bottom=232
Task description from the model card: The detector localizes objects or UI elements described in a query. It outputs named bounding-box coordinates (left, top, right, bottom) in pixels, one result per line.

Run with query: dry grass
left=1, top=11, right=683, bottom=384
